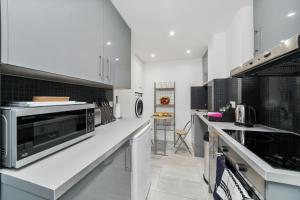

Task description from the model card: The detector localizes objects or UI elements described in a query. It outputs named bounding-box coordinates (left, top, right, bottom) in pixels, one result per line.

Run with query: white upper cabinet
left=2, top=0, right=103, bottom=82
left=1, top=0, right=131, bottom=87
left=254, top=0, right=300, bottom=54
left=103, top=0, right=131, bottom=88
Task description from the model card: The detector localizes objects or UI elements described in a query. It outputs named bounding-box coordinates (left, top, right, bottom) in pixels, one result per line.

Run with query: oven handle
left=1, top=114, right=8, bottom=158
left=215, top=152, right=224, bottom=157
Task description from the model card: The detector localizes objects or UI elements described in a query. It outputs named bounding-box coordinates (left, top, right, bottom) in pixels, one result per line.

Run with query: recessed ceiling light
left=115, top=58, right=120, bottom=61
left=106, top=41, right=112, bottom=46
left=151, top=54, right=156, bottom=58
left=169, top=30, right=175, bottom=36
left=287, top=12, right=296, bottom=17
left=186, top=50, right=191, bottom=54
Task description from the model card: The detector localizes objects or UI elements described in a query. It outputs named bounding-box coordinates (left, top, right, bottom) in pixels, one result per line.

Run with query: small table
left=152, top=116, right=173, bottom=156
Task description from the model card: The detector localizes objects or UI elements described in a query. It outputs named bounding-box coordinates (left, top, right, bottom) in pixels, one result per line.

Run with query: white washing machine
left=114, top=89, right=144, bottom=118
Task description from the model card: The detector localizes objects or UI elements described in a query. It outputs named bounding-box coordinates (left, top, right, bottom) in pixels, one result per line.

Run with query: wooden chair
left=174, top=121, right=192, bottom=154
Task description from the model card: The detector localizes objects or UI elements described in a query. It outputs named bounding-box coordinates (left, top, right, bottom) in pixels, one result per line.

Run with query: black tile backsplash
left=240, top=76, right=300, bottom=134
left=1, top=75, right=113, bottom=106
left=258, top=77, right=300, bottom=133
left=208, top=76, right=300, bottom=133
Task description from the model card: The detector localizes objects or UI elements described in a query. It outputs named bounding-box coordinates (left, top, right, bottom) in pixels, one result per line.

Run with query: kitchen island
left=0, top=118, right=150, bottom=200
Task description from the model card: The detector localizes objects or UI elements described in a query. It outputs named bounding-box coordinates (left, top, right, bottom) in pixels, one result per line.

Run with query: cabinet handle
left=215, top=152, right=223, bottom=157
left=106, top=58, right=111, bottom=81
left=124, top=146, right=132, bottom=172
left=99, top=56, right=103, bottom=78
left=254, top=29, right=262, bottom=55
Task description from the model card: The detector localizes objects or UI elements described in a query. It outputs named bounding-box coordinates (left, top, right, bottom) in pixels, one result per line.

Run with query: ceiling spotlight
left=186, top=50, right=191, bottom=54
left=106, top=41, right=112, bottom=46
left=115, top=58, right=120, bottom=61
left=287, top=12, right=296, bottom=17
left=151, top=54, right=156, bottom=58
left=169, top=30, right=176, bottom=36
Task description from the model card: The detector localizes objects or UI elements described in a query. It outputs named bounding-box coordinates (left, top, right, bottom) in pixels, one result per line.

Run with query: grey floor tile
left=160, top=165, right=203, bottom=182
left=154, top=176, right=205, bottom=200
left=147, top=190, right=195, bottom=200
left=148, top=142, right=213, bottom=200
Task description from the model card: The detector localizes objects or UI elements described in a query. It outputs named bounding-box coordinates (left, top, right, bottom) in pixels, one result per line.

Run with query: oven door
left=12, top=109, right=88, bottom=168
left=219, top=138, right=265, bottom=200
left=223, top=155, right=263, bottom=200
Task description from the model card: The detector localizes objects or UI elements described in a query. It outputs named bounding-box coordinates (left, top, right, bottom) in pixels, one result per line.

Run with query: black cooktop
left=222, top=129, right=300, bottom=172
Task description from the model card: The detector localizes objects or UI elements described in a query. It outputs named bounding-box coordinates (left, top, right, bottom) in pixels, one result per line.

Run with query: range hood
left=231, top=34, right=300, bottom=77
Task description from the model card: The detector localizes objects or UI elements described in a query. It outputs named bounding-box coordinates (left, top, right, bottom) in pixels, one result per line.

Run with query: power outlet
left=230, top=101, right=236, bottom=108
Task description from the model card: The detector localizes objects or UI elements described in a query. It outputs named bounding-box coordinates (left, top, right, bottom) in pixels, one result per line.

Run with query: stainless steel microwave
left=1, top=104, right=95, bottom=168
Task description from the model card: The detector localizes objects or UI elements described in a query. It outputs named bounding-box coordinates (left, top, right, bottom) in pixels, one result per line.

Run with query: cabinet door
left=2, top=0, right=103, bottom=83
left=254, top=0, right=300, bottom=54
left=103, top=0, right=131, bottom=88
left=59, top=142, right=131, bottom=200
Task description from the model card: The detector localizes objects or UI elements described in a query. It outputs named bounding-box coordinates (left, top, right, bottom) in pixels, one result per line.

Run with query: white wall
left=208, top=5, right=254, bottom=80
left=143, top=58, right=203, bottom=141
left=131, top=54, right=144, bottom=92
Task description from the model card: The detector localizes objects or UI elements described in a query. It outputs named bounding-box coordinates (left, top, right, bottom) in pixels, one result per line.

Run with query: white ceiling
left=111, top=0, right=252, bottom=63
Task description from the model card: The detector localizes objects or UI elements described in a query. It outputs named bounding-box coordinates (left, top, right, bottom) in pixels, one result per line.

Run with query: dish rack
left=154, top=81, right=176, bottom=146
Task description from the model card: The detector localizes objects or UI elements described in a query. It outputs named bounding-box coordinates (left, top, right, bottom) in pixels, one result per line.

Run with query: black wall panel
left=191, top=86, right=208, bottom=110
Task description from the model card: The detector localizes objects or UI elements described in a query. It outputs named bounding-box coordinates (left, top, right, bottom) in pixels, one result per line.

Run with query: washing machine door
left=135, top=97, right=143, bottom=118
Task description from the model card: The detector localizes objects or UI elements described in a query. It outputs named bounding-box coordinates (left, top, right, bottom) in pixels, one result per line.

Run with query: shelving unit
left=154, top=81, right=176, bottom=147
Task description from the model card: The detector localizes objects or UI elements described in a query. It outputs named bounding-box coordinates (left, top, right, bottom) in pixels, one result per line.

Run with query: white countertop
left=0, top=117, right=150, bottom=200
left=195, top=112, right=300, bottom=187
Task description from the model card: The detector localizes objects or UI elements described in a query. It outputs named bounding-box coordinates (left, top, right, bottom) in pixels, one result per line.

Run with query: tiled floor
left=147, top=144, right=213, bottom=200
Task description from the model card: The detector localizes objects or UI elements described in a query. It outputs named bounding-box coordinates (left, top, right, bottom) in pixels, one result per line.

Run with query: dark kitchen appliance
left=231, top=34, right=300, bottom=77
left=96, top=98, right=115, bottom=125
left=1, top=104, right=95, bottom=168
left=223, top=129, right=300, bottom=172
left=235, top=104, right=256, bottom=127
left=217, top=138, right=264, bottom=200
left=191, top=86, right=208, bottom=110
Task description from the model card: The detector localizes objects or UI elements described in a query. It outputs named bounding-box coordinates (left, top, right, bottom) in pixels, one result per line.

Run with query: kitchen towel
left=213, top=155, right=226, bottom=200
left=214, top=155, right=252, bottom=200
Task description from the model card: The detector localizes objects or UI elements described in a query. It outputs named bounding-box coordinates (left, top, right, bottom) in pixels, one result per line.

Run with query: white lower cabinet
left=59, top=142, right=131, bottom=200
left=59, top=123, right=151, bottom=200
left=131, top=123, right=152, bottom=200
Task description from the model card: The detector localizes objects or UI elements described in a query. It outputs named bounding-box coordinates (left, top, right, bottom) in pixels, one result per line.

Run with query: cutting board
left=32, top=96, right=70, bottom=102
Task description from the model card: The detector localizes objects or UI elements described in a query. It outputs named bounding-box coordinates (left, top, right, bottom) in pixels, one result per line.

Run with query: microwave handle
left=1, top=114, right=8, bottom=158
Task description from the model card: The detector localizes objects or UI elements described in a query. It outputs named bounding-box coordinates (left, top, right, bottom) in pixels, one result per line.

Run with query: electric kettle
left=235, top=104, right=256, bottom=127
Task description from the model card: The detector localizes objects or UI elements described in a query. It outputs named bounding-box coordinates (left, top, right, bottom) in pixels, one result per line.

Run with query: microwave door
left=16, top=110, right=87, bottom=162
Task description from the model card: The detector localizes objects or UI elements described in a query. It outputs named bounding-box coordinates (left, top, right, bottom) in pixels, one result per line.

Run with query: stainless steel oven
left=219, top=137, right=265, bottom=200
left=1, top=104, right=95, bottom=168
